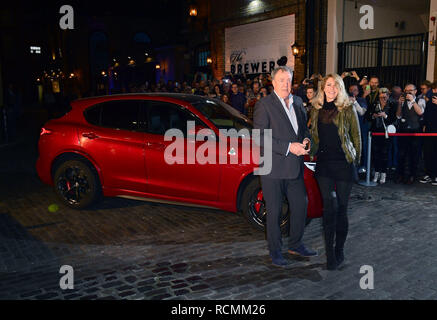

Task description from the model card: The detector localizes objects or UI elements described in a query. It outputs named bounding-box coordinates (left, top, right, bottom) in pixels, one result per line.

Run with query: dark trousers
left=396, top=136, right=421, bottom=178
left=424, top=137, right=437, bottom=178
left=372, top=135, right=389, bottom=173
left=387, top=136, right=398, bottom=169
left=316, top=176, right=353, bottom=253
left=260, top=176, right=307, bottom=253
left=360, top=121, right=369, bottom=168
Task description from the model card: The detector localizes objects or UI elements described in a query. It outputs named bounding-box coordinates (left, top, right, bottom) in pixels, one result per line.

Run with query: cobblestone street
left=1, top=116, right=437, bottom=300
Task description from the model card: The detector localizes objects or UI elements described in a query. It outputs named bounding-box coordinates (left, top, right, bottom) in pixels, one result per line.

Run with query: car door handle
left=147, top=142, right=166, bottom=150
left=82, top=132, right=99, bottom=139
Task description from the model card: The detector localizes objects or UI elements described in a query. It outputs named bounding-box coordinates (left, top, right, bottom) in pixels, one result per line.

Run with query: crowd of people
left=143, top=71, right=436, bottom=187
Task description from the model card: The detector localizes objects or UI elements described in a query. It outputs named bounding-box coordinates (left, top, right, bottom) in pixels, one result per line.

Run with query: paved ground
left=1, top=109, right=437, bottom=300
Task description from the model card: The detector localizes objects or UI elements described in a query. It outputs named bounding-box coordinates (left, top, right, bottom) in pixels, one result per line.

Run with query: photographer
left=363, top=76, right=380, bottom=107
left=365, top=88, right=396, bottom=184
left=395, top=84, right=426, bottom=184
left=420, top=82, right=437, bottom=185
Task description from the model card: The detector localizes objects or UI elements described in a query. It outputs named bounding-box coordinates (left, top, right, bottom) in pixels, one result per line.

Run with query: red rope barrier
left=372, top=132, right=437, bottom=136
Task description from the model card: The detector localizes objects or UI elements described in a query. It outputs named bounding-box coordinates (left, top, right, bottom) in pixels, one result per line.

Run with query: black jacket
left=253, top=93, right=310, bottom=179
left=365, top=100, right=396, bottom=132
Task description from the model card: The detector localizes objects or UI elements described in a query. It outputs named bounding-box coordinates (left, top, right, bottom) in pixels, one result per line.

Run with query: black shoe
left=288, top=244, right=318, bottom=257
left=335, top=248, right=344, bottom=268
left=270, top=251, right=289, bottom=267
left=326, top=249, right=338, bottom=270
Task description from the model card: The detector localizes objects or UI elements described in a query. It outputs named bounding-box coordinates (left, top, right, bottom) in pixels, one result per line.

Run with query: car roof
left=74, top=93, right=210, bottom=105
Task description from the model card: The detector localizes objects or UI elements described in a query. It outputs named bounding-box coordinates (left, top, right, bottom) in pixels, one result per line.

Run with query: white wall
left=339, top=1, right=428, bottom=42
left=427, top=0, right=437, bottom=80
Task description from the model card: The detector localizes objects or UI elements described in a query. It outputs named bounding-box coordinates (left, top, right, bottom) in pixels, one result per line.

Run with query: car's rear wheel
left=241, top=178, right=290, bottom=233
left=53, top=159, right=101, bottom=209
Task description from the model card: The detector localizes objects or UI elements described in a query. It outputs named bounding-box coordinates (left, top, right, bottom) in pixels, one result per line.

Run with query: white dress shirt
left=273, top=91, right=301, bottom=156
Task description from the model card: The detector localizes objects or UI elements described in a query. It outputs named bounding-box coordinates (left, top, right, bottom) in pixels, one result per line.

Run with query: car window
left=84, top=105, right=101, bottom=126
left=85, top=100, right=141, bottom=131
left=146, top=100, right=205, bottom=136
left=192, top=98, right=253, bottom=132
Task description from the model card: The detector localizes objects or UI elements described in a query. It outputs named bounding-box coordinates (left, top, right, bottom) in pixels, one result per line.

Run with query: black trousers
left=260, top=176, right=307, bottom=253
left=396, top=136, right=421, bottom=178
left=424, top=137, right=437, bottom=178
left=372, top=135, right=389, bottom=173
left=316, top=175, right=353, bottom=247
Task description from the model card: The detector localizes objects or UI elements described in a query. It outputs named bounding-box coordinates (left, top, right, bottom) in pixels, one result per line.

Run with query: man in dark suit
left=253, top=66, right=317, bottom=266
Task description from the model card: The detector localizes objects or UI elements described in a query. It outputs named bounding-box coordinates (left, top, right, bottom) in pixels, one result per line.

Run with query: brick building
left=209, top=0, right=327, bottom=84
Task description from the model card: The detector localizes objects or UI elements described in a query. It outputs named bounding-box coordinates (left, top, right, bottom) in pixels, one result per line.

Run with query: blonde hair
left=312, top=73, right=352, bottom=111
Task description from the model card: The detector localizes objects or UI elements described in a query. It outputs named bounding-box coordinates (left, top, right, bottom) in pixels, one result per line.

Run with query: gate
left=338, top=33, right=428, bottom=88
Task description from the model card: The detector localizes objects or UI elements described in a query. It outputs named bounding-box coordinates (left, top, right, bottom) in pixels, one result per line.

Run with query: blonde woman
left=309, top=74, right=361, bottom=270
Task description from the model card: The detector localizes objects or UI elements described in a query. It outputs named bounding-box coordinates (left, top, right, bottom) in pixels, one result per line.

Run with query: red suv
left=36, top=93, right=322, bottom=231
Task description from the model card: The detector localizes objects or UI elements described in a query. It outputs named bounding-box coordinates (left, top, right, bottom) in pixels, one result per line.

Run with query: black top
left=315, top=100, right=353, bottom=181
left=424, top=101, right=437, bottom=133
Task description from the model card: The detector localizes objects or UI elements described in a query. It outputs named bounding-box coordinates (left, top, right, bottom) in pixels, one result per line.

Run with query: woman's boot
left=335, top=206, right=349, bottom=268
left=323, top=222, right=337, bottom=270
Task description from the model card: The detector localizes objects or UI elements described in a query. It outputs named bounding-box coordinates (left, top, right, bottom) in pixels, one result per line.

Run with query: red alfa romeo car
left=36, top=93, right=322, bottom=231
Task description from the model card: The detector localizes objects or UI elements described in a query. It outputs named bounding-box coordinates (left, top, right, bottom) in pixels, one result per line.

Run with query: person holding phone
left=363, top=76, right=380, bottom=107
left=365, top=88, right=397, bottom=184
left=395, top=84, right=426, bottom=184
left=420, top=82, right=437, bottom=185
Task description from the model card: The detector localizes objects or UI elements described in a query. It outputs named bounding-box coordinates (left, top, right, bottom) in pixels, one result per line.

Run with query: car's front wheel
left=53, top=159, right=101, bottom=209
left=241, top=178, right=290, bottom=233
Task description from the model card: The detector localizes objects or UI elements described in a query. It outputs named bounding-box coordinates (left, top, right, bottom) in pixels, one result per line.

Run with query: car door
left=79, top=99, right=147, bottom=192
left=143, top=99, right=220, bottom=201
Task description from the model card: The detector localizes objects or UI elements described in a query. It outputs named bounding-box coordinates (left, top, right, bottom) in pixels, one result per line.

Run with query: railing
left=338, top=33, right=427, bottom=88
left=359, top=131, right=437, bottom=187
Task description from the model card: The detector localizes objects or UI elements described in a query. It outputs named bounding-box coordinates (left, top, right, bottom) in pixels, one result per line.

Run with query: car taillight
left=40, top=127, right=53, bottom=136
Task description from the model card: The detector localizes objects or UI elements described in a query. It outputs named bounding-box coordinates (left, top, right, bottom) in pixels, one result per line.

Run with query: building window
left=198, top=50, right=210, bottom=67
left=30, top=46, right=41, bottom=54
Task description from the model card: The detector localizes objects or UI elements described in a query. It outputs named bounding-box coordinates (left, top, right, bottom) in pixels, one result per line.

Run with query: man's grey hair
left=271, top=66, right=293, bottom=80
left=405, top=83, right=417, bottom=90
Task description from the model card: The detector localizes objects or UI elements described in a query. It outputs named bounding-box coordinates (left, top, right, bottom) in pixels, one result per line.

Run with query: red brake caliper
left=254, top=190, right=263, bottom=213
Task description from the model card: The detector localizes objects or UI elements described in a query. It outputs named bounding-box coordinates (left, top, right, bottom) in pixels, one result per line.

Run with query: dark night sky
left=7, top=0, right=187, bottom=26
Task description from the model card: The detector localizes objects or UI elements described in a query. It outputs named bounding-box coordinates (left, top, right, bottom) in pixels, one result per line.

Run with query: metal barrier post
left=358, top=131, right=377, bottom=186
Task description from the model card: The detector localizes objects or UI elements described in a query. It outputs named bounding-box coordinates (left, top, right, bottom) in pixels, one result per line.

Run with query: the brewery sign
left=225, top=14, right=295, bottom=75
left=229, top=49, right=276, bottom=74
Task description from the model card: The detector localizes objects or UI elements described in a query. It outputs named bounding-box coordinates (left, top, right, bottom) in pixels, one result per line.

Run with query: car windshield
left=192, top=98, right=253, bottom=132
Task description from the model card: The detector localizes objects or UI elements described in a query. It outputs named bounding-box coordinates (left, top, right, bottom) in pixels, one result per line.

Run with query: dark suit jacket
left=253, top=92, right=311, bottom=179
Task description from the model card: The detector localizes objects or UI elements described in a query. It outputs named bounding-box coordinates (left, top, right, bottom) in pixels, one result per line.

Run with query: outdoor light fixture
left=189, top=7, right=197, bottom=16
left=206, top=57, right=212, bottom=64
left=156, top=64, right=161, bottom=69
left=292, top=43, right=300, bottom=56
left=101, top=71, right=106, bottom=76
